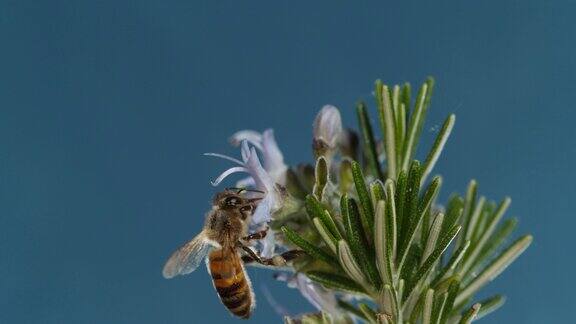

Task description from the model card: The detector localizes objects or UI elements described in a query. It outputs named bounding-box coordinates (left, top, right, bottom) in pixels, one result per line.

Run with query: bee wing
left=162, top=232, right=217, bottom=279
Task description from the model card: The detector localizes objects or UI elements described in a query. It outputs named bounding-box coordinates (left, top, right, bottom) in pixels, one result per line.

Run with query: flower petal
left=251, top=194, right=272, bottom=224
left=245, top=147, right=275, bottom=193
left=230, top=130, right=263, bottom=151
left=262, top=129, right=288, bottom=185
left=203, top=152, right=244, bottom=165
left=235, top=176, right=256, bottom=188
left=210, top=166, right=249, bottom=186
left=260, top=230, right=276, bottom=258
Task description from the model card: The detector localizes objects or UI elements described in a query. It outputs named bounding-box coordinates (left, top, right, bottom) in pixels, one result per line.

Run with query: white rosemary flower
left=313, top=105, right=343, bottom=156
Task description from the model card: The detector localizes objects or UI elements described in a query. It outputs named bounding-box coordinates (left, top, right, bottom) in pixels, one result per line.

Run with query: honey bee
left=163, top=188, right=302, bottom=319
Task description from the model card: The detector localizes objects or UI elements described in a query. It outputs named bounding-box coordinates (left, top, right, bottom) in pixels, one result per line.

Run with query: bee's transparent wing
left=162, top=232, right=217, bottom=279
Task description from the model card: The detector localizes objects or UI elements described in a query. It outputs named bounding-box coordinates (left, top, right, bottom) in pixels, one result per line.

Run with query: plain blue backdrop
left=1, top=1, right=574, bottom=323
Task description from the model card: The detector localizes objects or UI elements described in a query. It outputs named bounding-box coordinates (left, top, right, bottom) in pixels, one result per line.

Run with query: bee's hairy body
left=204, top=192, right=256, bottom=319
left=162, top=189, right=265, bottom=319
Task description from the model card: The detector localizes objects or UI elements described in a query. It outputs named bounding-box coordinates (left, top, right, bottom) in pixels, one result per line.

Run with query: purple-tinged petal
left=262, top=129, right=287, bottom=185
left=235, top=176, right=256, bottom=188
left=251, top=194, right=272, bottom=224
left=203, top=152, right=244, bottom=165
left=260, top=230, right=276, bottom=258
left=210, top=166, right=249, bottom=186
left=230, top=130, right=264, bottom=150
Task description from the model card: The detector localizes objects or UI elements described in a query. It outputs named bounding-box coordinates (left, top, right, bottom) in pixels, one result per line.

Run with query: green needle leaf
left=423, top=289, right=435, bottom=324
left=475, top=295, right=506, bottom=320
left=313, top=217, right=337, bottom=254
left=459, top=197, right=511, bottom=275
left=338, top=300, right=371, bottom=322
left=359, top=303, right=377, bottom=323
left=345, top=198, right=381, bottom=289
left=401, top=80, right=431, bottom=172
left=459, top=303, right=481, bottom=324
left=307, top=271, right=366, bottom=295
left=357, top=101, right=383, bottom=179
left=456, top=235, right=532, bottom=305
left=376, top=80, right=398, bottom=179
left=420, top=114, right=455, bottom=187
left=338, top=240, right=372, bottom=293
left=404, top=225, right=461, bottom=302
left=351, top=160, right=375, bottom=236
left=281, top=226, right=339, bottom=267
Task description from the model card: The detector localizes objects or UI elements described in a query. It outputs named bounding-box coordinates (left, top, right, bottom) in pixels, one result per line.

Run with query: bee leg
left=257, top=250, right=306, bottom=267
left=239, top=243, right=305, bottom=267
left=242, top=228, right=268, bottom=242
left=238, top=243, right=262, bottom=261
left=278, top=250, right=306, bottom=263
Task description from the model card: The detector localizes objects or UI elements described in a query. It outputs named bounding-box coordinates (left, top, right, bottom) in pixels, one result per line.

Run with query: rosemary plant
left=207, top=78, right=531, bottom=324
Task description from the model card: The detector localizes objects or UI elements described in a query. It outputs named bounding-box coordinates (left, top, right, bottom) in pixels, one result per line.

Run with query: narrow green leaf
left=420, top=114, right=455, bottom=187
left=313, top=156, right=329, bottom=200
left=305, top=194, right=325, bottom=222
left=423, top=289, right=434, bottom=324
left=430, top=241, right=470, bottom=287
left=359, top=303, right=377, bottom=323
left=400, top=244, right=422, bottom=286
left=395, top=168, right=407, bottom=215
left=337, top=240, right=372, bottom=293
left=469, top=218, right=518, bottom=275
left=346, top=198, right=381, bottom=289
left=392, top=85, right=404, bottom=161
left=422, top=213, right=445, bottom=264
left=356, top=102, right=383, bottom=179
left=456, top=235, right=532, bottom=305
left=376, top=80, right=398, bottom=179
left=440, top=280, right=460, bottom=324
left=351, top=160, right=375, bottom=236
left=464, top=196, right=485, bottom=242
left=307, top=271, right=366, bottom=295
left=370, top=180, right=386, bottom=205
left=384, top=179, right=398, bottom=262
left=398, top=161, right=424, bottom=271
left=375, top=200, right=393, bottom=284
left=455, top=180, right=477, bottom=250
left=475, top=295, right=506, bottom=320
left=313, top=218, right=337, bottom=254
left=432, top=292, right=448, bottom=324
left=404, top=226, right=461, bottom=302
left=401, top=82, right=412, bottom=114
left=443, top=195, right=464, bottom=236
left=338, top=300, right=370, bottom=322
left=401, top=81, right=430, bottom=172
left=420, top=176, right=442, bottom=247
left=281, top=226, right=339, bottom=267
left=305, top=195, right=343, bottom=240
left=459, top=303, right=481, bottom=324
left=459, top=197, right=511, bottom=275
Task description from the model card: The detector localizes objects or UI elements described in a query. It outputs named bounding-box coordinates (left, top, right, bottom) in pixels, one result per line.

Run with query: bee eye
left=240, top=205, right=253, bottom=212
left=224, top=197, right=240, bottom=206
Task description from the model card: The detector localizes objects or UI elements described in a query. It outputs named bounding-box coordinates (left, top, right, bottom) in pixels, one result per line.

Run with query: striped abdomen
left=208, top=249, right=253, bottom=319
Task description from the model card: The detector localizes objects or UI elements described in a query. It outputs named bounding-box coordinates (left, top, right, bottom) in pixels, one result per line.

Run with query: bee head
left=214, top=191, right=244, bottom=210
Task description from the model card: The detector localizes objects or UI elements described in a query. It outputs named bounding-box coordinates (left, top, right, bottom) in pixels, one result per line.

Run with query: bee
left=162, top=188, right=302, bottom=319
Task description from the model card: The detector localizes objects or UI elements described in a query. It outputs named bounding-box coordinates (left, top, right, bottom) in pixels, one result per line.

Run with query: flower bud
left=313, top=105, right=343, bottom=157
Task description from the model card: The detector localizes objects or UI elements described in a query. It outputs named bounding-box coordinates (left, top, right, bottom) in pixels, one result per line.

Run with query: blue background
left=1, top=1, right=573, bottom=323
